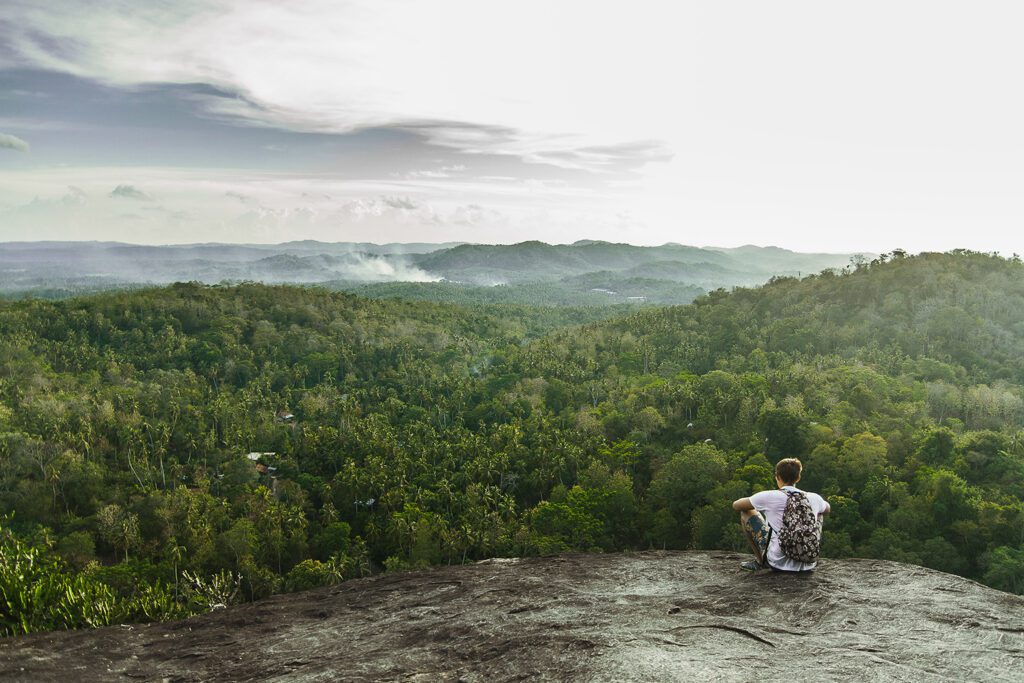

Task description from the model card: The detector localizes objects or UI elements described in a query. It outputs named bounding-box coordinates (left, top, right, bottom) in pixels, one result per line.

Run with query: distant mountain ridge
left=0, top=239, right=870, bottom=303
left=412, top=241, right=750, bottom=284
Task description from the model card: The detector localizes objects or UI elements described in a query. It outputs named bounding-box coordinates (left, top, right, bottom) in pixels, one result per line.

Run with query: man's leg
left=740, top=510, right=769, bottom=568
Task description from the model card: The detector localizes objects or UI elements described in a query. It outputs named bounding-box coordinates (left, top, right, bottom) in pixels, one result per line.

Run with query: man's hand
left=732, top=497, right=754, bottom=512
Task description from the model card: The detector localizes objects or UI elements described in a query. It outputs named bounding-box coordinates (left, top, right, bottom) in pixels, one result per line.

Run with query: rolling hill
left=0, top=240, right=866, bottom=305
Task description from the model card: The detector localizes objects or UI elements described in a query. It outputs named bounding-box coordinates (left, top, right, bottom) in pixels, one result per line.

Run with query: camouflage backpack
left=778, top=490, right=821, bottom=563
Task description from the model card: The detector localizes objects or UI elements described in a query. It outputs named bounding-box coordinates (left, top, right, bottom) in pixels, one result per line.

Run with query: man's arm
left=732, top=497, right=754, bottom=512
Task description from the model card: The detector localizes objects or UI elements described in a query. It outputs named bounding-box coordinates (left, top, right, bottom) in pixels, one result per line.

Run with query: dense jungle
left=2, top=249, right=1023, bottom=636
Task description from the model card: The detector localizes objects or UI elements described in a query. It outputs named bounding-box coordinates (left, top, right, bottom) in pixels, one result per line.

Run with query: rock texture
left=2, top=551, right=1022, bottom=682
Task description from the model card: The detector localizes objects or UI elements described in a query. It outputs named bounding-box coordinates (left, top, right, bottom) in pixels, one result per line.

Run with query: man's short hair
left=775, top=458, right=802, bottom=485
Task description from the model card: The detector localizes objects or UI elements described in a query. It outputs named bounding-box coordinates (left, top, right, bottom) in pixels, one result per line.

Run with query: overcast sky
left=1, top=1, right=1022, bottom=252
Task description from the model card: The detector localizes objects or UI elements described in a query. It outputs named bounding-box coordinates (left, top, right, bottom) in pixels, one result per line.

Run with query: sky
left=1, top=1, right=1023, bottom=252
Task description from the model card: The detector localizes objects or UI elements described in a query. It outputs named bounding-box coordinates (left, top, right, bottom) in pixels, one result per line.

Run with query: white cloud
left=225, top=190, right=255, bottom=204
left=0, top=186, right=89, bottom=240
left=109, top=184, right=153, bottom=201
left=403, top=170, right=448, bottom=179
left=8, top=165, right=604, bottom=244
left=0, top=133, right=30, bottom=152
left=380, top=196, right=418, bottom=210
left=64, top=186, right=87, bottom=203
left=0, top=1, right=677, bottom=173
left=404, top=165, right=467, bottom=179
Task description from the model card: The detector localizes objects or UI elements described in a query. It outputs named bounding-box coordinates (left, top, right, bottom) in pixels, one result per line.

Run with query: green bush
left=0, top=525, right=117, bottom=635
left=285, top=559, right=339, bottom=592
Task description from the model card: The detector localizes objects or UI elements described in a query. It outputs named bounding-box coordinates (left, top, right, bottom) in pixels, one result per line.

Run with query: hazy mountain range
left=0, top=240, right=870, bottom=304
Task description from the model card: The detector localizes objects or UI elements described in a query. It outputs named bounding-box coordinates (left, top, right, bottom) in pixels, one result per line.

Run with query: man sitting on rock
left=732, top=458, right=830, bottom=572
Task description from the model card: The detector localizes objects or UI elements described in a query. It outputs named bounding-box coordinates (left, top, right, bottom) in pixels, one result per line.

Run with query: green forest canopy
left=2, top=249, right=1023, bottom=635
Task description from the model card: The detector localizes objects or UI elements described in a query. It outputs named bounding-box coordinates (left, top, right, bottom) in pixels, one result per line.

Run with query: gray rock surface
left=1, top=551, right=1022, bottom=682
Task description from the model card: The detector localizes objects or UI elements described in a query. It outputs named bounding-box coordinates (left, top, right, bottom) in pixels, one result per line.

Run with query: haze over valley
left=0, top=240, right=868, bottom=305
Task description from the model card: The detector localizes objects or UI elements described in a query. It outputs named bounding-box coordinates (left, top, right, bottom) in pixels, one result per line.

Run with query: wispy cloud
left=0, top=1, right=675, bottom=175
left=110, top=184, right=152, bottom=201
left=0, top=133, right=30, bottom=152
left=225, top=190, right=255, bottom=204
left=404, top=164, right=467, bottom=179
left=65, top=185, right=87, bottom=203
left=380, top=196, right=418, bottom=210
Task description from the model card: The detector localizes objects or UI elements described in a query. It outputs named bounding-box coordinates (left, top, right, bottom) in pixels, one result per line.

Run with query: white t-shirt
left=749, top=486, right=829, bottom=572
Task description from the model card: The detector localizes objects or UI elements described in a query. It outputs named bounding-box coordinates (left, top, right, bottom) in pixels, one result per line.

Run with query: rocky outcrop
left=1, top=551, right=1022, bottom=682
